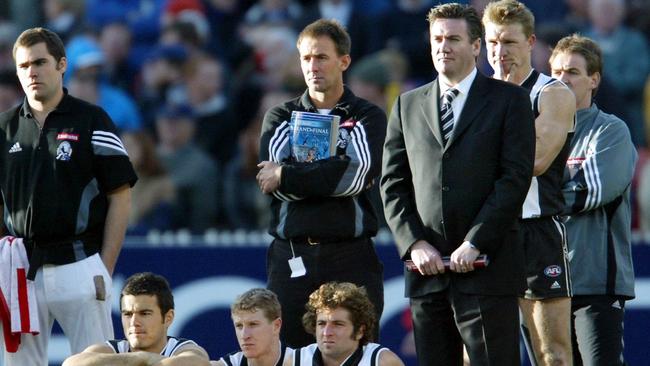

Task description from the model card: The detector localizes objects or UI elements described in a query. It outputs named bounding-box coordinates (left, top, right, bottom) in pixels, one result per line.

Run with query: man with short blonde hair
left=482, top=1, right=576, bottom=364
left=214, top=288, right=293, bottom=366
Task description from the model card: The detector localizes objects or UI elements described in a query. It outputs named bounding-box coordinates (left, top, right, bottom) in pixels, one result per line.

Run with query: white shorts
left=1, top=253, right=114, bottom=366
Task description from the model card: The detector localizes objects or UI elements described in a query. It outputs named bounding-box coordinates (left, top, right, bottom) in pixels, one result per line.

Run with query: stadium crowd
left=1, top=0, right=649, bottom=236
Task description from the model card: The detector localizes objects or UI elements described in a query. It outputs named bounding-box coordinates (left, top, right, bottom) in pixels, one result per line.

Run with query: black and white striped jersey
left=520, top=69, right=574, bottom=219
left=106, top=336, right=197, bottom=357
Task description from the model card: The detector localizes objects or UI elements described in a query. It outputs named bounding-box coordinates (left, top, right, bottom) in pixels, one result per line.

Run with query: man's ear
left=57, top=57, right=67, bottom=73
left=273, top=317, right=282, bottom=334
left=354, top=325, right=365, bottom=341
left=163, top=309, right=175, bottom=327
left=527, top=34, right=536, bottom=51
left=471, top=38, right=481, bottom=58
left=339, top=54, right=351, bottom=72
left=590, top=71, right=601, bottom=90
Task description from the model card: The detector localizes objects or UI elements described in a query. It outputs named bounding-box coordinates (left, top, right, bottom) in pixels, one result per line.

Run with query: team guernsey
left=106, top=336, right=196, bottom=356
left=293, top=343, right=387, bottom=366
left=220, top=343, right=293, bottom=366
left=520, top=69, right=574, bottom=219
left=518, top=70, right=573, bottom=299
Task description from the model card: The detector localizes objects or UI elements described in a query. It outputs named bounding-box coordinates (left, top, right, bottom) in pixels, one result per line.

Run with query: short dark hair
left=302, top=282, right=376, bottom=345
left=121, top=272, right=174, bottom=316
left=13, top=27, right=66, bottom=62
left=231, top=288, right=282, bottom=322
left=427, top=3, right=483, bottom=43
left=297, top=19, right=351, bottom=56
left=550, top=34, right=603, bottom=97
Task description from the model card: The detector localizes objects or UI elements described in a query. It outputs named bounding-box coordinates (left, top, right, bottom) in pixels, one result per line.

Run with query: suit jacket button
left=443, top=152, right=450, bottom=158
left=442, top=186, right=449, bottom=191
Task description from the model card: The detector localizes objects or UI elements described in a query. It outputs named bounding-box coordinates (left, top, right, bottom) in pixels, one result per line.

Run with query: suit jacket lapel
left=446, top=73, right=490, bottom=149
left=420, top=80, right=443, bottom=147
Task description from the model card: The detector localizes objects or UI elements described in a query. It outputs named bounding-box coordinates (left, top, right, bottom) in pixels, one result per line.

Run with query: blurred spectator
left=375, top=48, right=409, bottom=104
left=376, top=0, right=434, bottom=84
left=223, top=91, right=289, bottom=229
left=348, top=53, right=390, bottom=112
left=160, top=19, right=205, bottom=56
left=203, top=0, right=246, bottom=61
left=99, top=21, right=138, bottom=95
left=240, top=24, right=298, bottom=90
left=66, top=36, right=143, bottom=132
left=155, top=104, right=218, bottom=232
left=295, top=0, right=375, bottom=63
left=185, top=54, right=237, bottom=226
left=122, top=130, right=177, bottom=235
left=347, top=53, right=391, bottom=229
left=43, top=0, right=85, bottom=43
left=137, top=44, right=189, bottom=128
left=84, top=0, right=163, bottom=45
left=625, top=0, right=650, bottom=40
left=586, top=0, right=649, bottom=146
left=0, top=68, right=21, bottom=112
left=520, top=0, right=567, bottom=26
left=646, top=78, right=650, bottom=145
left=186, top=54, right=237, bottom=166
left=531, top=23, right=571, bottom=75
left=161, top=0, right=212, bottom=56
left=7, top=0, right=40, bottom=31
left=0, top=21, right=18, bottom=70
left=563, top=0, right=589, bottom=31
left=351, top=0, right=390, bottom=16
left=243, top=0, right=302, bottom=27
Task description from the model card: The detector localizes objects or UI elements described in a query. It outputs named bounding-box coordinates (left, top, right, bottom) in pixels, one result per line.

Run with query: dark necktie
left=440, top=88, right=459, bottom=144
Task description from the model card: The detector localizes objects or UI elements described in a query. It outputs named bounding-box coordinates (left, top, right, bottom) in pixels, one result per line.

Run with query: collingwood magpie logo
left=56, top=141, right=72, bottom=161
left=8, top=142, right=22, bottom=153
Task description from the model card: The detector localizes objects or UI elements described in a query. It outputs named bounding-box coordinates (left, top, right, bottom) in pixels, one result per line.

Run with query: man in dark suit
left=380, top=3, right=536, bottom=366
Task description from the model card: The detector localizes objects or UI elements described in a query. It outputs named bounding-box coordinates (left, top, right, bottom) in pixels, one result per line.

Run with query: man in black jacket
left=257, top=19, right=386, bottom=348
left=381, top=3, right=535, bottom=365
left=1, top=27, right=136, bottom=365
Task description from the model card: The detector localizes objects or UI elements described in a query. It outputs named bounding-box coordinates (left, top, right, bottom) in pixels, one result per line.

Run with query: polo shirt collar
left=19, top=88, right=73, bottom=118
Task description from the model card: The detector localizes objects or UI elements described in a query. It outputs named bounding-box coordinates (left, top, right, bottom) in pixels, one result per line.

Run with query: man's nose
left=495, top=43, right=506, bottom=57
left=557, top=72, right=569, bottom=84
left=322, top=323, right=333, bottom=336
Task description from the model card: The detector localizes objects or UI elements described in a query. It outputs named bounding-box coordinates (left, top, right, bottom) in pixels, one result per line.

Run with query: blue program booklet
left=290, top=111, right=340, bottom=162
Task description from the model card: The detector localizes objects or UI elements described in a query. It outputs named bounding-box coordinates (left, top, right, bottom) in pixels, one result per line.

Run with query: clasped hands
left=409, top=240, right=480, bottom=275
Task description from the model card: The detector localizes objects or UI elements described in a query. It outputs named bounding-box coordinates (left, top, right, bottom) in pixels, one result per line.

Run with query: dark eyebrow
left=18, top=57, right=48, bottom=68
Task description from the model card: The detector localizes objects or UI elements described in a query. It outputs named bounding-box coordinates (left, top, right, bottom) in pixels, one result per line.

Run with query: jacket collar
left=299, top=86, right=355, bottom=117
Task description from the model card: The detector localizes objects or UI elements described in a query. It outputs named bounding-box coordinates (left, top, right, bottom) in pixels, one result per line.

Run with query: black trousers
left=571, top=295, right=627, bottom=366
left=266, top=237, right=384, bottom=348
left=410, top=284, right=521, bottom=366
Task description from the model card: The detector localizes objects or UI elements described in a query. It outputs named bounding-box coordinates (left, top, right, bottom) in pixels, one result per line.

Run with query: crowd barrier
left=17, top=232, right=650, bottom=365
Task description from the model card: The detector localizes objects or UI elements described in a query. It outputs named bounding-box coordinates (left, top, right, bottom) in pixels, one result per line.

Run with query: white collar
left=439, top=67, right=477, bottom=98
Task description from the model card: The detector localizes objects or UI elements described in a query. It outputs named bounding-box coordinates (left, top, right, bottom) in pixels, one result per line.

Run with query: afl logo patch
left=544, top=265, right=562, bottom=278
left=56, top=141, right=73, bottom=161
